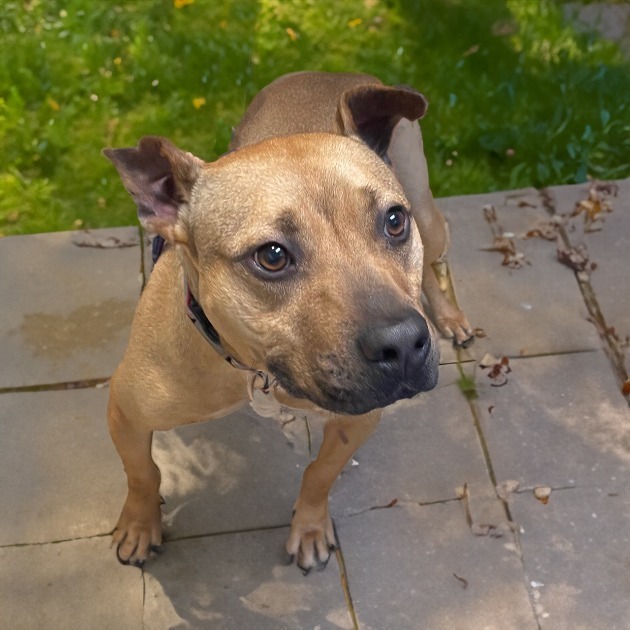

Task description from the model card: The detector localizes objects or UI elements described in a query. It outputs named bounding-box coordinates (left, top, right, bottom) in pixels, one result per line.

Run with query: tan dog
left=104, top=71, right=472, bottom=573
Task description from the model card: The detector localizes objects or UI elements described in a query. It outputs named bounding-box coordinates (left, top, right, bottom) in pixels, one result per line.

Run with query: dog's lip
left=268, top=346, right=439, bottom=415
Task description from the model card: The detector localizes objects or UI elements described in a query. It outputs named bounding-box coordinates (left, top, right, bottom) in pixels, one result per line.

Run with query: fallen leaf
left=480, top=355, right=511, bottom=386
left=525, top=216, right=564, bottom=241
left=534, top=486, right=552, bottom=504
left=192, top=96, right=206, bottom=109
left=480, top=353, right=500, bottom=368
left=471, top=522, right=507, bottom=538
left=496, top=479, right=520, bottom=501
left=174, top=0, right=194, bottom=7
left=570, top=181, right=616, bottom=231
left=482, top=205, right=529, bottom=268
left=71, top=230, right=139, bottom=249
left=348, top=18, right=363, bottom=28
left=622, top=380, right=630, bottom=396
left=556, top=239, right=591, bottom=273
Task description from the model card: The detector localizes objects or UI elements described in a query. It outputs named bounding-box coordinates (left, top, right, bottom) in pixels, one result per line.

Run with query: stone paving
left=0, top=180, right=628, bottom=629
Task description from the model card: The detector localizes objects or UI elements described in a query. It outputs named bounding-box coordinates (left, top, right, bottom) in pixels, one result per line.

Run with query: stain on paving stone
left=17, top=298, right=135, bottom=360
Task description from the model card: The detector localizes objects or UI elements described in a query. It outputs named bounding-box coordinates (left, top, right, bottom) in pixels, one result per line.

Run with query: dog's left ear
left=338, top=84, right=428, bottom=157
left=103, top=136, right=204, bottom=244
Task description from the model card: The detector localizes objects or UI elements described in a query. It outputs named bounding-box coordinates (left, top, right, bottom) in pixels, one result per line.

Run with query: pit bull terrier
left=104, top=71, right=472, bottom=573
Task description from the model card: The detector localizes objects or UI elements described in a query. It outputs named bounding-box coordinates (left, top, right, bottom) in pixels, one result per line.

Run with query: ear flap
left=338, top=84, right=428, bottom=157
left=103, top=136, right=204, bottom=242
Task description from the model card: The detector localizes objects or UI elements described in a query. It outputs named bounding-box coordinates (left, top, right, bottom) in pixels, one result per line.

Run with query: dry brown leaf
left=482, top=205, right=529, bottom=268
left=556, top=239, right=591, bottom=273
left=480, top=355, right=512, bottom=386
left=71, top=230, right=139, bottom=249
left=496, top=479, right=520, bottom=501
left=570, top=181, right=617, bottom=232
left=534, top=486, right=552, bottom=505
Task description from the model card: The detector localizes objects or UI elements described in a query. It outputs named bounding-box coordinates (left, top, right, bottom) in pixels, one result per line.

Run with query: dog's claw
left=150, top=544, right=164, bottom=555
left=116, top=544, right=132, bottom=566
left=297, top=563, right=311, bottom=577
left=454, top=334, right=475, bottom=349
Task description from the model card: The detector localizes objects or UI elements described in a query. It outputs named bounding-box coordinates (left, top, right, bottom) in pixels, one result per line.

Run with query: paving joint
left=0, top=530, right=111, bottom=550
left=445, top=261, right=546, bottom=629
left=539, top=187, right=629, bottom=406
left=0, top=378, right=110, bottom=396
left=332, top=522, right=360, bottom=630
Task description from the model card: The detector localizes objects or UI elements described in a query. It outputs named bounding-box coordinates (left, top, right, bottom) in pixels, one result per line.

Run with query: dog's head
left=104, top=84, right=439, bottom=414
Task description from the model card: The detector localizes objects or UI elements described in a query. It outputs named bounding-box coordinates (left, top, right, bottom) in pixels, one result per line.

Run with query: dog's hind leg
left=287, top=409, right=381, bottom=573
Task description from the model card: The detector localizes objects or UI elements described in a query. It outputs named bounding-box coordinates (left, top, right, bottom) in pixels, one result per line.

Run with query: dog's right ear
left=103, top=136, right=204, bottom=243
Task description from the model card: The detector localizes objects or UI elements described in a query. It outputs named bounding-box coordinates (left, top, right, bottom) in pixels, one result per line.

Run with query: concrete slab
left=474, top=351, right=630, bottom=491
left=0, top=537, right=143, bottom=630
left=329, top=365, right=500, bottom=520
left=0, top=387, right=126, bottom=546
left=437, top=189, right=600, bottom=358
left=143, top=527, right=353, bottom=629
left=336, top=503, right=537, bottom=630
left=511, top=488, right=630, bottom=629
left=0, top=228, right=140, bottom=388
left=152, top=409, right=307, bottom=539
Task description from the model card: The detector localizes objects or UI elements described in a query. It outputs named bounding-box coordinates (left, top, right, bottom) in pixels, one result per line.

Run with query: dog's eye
left=384, top=207, right=408, bottom=239
left=254, top=242, right=290, bottom=272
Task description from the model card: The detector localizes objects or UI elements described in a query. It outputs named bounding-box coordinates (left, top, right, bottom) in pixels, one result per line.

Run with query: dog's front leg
left=288, top=409, right=381, bottom=572
left=108, top=397, right=162, bottom=566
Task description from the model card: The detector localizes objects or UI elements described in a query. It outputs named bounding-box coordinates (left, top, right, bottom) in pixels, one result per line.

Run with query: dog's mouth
left=268, top=341, right=439, bottom=415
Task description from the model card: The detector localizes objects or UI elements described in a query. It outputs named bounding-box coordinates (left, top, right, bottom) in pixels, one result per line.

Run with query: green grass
left=1, top=0, right=628, bottom=235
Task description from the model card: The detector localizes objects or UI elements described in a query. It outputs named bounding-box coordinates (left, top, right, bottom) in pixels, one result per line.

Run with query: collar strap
left=184, top=280, right=271, bottom=392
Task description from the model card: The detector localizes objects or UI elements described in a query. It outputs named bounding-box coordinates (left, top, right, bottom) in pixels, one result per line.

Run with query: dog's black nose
left=358, top=311, right=431, bottom=379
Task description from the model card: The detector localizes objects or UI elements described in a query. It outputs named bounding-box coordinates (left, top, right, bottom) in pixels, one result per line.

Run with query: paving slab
left=511, top=487, right=630, bottom=629
left=0, top=536, right=143, bottom=630
left=329, top=364, right=501, bottom=522
left=437, top=189, right=600, bottom=358
left=0, top=387, right=127, bottom=546
left=473, top=351, right=630, bottom=491
left=336, top=503, right=536, bottom=630
left=152, top=408, right=308, bottom=539
left=0, top=228, right=140, bottom=388
left=143, top=527, right=352, bottom=629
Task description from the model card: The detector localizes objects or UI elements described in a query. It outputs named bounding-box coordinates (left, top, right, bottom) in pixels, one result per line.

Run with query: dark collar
left=184, top=281, right=271, bottom=391
left=151, top=235, right=270, bottom=391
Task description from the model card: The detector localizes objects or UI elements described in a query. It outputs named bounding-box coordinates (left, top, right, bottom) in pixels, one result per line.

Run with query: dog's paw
left=286, top=504, right=336, bottom=574
left=435, top=312, right=475, bottom=348
left=111, top=494, right=163, bottom=567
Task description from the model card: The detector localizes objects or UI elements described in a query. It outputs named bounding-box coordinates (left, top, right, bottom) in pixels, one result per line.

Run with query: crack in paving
left=0, top=530, right=112, bottom=549
left=0, top=377, right=110, bottom=395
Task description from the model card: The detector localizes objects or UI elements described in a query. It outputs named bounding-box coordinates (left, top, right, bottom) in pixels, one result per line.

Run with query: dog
left=103, top=71, right=473, bottom=573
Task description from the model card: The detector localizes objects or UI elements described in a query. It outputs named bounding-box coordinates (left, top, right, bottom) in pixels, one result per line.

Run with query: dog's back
left=231, top=71, right=380, bottom=149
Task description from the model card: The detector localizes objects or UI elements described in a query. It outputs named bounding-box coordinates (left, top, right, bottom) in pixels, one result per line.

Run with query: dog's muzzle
left=271, top=311, right=439, bottom=415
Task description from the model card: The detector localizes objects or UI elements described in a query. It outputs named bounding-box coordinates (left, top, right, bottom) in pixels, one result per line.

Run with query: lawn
left=0, top=0, right=628, bottom=235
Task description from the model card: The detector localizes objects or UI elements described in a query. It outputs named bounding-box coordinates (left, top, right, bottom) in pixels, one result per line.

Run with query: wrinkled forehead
left=189, top=134, right=406, bottom=252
